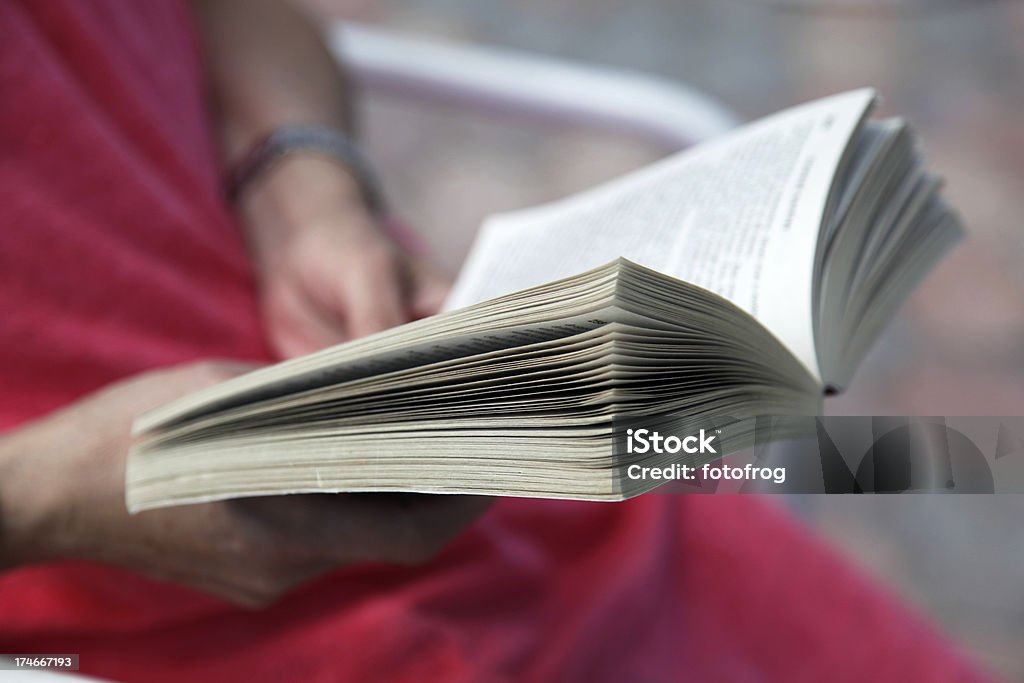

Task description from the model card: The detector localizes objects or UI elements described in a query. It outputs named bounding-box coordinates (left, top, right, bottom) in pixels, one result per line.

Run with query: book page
left=445, top=89, right=877, bottom=382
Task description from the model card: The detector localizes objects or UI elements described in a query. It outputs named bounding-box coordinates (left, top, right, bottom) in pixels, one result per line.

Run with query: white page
left=445, top=89, right=876, bottom=382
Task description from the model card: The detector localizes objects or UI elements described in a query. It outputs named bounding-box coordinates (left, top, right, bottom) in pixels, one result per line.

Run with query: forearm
left=191, top=0, right=370, bottom=261
left=191, top=0, right=355, bottom=163
left=0, top=364, right=487, bottom=606
left=0, top=377, right=180, bottom=573
left=190, top=0, right=449, bottom=355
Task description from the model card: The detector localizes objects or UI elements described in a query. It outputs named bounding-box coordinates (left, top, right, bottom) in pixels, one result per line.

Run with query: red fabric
left=0, top=2, right=992, bottom=681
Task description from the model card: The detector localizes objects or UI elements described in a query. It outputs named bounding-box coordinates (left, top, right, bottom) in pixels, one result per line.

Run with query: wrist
left=228, top=124, right=386, bottom=217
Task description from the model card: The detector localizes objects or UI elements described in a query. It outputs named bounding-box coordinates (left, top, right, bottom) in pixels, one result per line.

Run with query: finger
left=265, top=281, right=349, bottom=359
left=270, top=330, right=318, bottom=361
left=98, top=361, right=262, bottom=415
left=341, top=247, right=406, bottom=338
left=269, top=310, right=346, bottom=359
left=232, top=493, right=492, bottom=566
left=380, top=214, right=430, bottom=256
left=206, top=360, right=262, bottom=377
left=404, top=255, right=452, bottom=320
left=125, top=503, right=305, bottom=609
left=318, top=493, right=493, bottom=565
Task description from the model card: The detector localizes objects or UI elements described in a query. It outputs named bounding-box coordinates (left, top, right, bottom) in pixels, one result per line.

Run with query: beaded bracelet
left=226, top=124, right=387, bottom=216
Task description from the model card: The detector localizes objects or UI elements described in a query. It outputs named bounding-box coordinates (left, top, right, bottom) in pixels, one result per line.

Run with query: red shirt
left=0, top=1, right=992, bottom=681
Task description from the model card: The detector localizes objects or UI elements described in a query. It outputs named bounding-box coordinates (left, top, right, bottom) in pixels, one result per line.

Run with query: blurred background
left=298, top=0, right=1024, bottom=676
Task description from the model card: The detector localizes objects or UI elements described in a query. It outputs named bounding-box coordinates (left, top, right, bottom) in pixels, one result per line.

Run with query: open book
left=127, top=89, right=963, bottom=511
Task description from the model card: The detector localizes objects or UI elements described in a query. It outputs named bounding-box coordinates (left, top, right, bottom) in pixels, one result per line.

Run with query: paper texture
left=445, top=89, right=876, bottom=380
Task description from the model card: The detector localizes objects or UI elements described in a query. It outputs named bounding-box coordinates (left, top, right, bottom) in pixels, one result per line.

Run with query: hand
left=0, top=362, right=491, bottom=607
left=239, top=155, right=451, bottom=359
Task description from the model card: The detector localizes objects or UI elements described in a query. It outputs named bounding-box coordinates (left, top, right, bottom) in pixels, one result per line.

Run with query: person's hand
left=0, top=362, right=491, bottom=607
left=239, top=155, right=451, bottom=359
